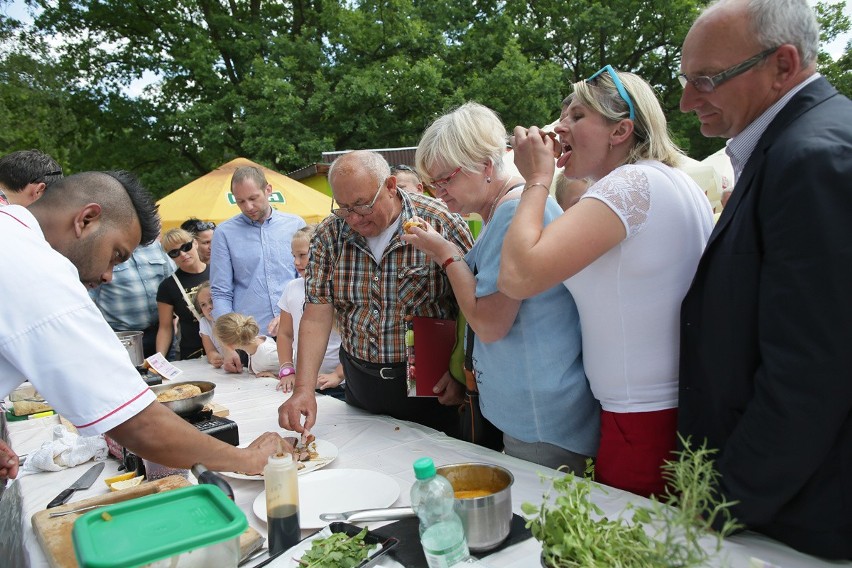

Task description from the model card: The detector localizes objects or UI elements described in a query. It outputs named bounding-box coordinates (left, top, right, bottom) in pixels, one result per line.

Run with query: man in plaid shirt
left=279, top=150, right=473, bottom=436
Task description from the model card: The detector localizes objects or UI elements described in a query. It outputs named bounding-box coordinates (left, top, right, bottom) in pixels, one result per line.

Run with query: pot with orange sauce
left=436, top=462, right=514, bottom=552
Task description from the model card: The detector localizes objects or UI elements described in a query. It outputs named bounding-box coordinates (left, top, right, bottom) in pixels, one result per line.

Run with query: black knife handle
left=46, top=488, right=76, bottom=509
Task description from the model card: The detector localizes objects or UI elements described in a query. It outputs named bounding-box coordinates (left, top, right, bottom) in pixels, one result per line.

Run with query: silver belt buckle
left=379, top=367, right=396, bottom=379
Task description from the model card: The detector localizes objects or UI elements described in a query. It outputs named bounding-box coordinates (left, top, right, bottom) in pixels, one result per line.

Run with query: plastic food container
left=72, top=484, right=247, bottom=568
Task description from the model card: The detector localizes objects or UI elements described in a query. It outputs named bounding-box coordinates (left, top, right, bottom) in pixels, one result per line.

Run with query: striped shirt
left=306, top=191, right=473, bottom=363
left=726, top=73, right=820, bottom=183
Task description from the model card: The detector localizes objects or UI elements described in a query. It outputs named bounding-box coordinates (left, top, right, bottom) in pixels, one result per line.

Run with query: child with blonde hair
left=276, top=225, right=344, bottom=397
left=194, top=281, right=223, bottom=368
left=214, top=313, right=278, bottom=377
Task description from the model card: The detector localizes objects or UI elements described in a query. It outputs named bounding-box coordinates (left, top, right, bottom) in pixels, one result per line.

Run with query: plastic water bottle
left=411, top=457, right=470, bottom=568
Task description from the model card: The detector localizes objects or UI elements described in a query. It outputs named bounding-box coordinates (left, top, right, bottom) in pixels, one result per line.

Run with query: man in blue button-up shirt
left=211, top=165, right=306, bottom=373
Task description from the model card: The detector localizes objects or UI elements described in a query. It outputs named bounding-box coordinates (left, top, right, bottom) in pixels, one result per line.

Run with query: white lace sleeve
left=583, top=165, right=650, bottom=237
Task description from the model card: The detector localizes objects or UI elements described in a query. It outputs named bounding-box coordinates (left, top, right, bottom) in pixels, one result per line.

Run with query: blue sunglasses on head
left=586, top=64, right=635, bottom=121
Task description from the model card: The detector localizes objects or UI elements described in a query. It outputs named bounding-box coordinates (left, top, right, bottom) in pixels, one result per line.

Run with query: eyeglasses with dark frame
left=29, top=169, right=63, bottom=185
left=331, top=180, right=385, bottom=218
left=678, top=47, right=778, bottom=93
left=166, top=241, right=194, bottom=258
left=586, top=65, right=636, bottom=121
left=430, top=166, right=463, bottom=191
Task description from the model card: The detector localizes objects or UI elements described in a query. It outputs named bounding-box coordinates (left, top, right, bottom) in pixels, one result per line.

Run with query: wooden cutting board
left=32, top=475, right=263, bottom=568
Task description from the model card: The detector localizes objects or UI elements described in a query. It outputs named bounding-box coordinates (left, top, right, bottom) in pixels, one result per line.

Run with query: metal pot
left=116, top=331, right=144, bottom=366
left=436, top=462, right=514, bottom=552
left=149, top=381, right=216, bottom=415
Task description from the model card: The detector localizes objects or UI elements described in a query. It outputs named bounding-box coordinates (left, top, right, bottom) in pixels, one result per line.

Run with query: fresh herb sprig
left=297, top=527, right=378, bottom=568
left=522, top=436, right=742, bottom=568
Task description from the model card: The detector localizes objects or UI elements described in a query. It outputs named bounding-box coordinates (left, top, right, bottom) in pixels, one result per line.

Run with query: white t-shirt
left=565, top=161, right=713, bottom=413
left=198, top=317, right=223, bottom=353
left=0, top=206, right=156, bottom=435
left=248, top=336, right=279, bottom=374
left=277, top=277, right=342, bottom=374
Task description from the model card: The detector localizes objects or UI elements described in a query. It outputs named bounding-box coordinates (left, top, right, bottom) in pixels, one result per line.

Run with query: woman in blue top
left=402, top=102, right=599, bottom=473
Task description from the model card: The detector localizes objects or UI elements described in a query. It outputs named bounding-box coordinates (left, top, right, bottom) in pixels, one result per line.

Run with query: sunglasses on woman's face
left=167, top=241, right=194, bottom=258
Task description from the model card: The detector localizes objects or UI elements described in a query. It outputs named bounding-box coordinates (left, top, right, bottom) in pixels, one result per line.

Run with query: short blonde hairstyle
left=415, top=102, right=507, bottom=185
left=570, top=70, right=684, bottom=167
left=161, top=228, right=194, bottom=251
left=214, top=312, right=259, bottom=347
left=291, top=224, right=317, bottom=245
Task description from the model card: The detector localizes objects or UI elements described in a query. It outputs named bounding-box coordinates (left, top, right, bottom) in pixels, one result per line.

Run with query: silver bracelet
left=523, top=182, right=549, bottom=193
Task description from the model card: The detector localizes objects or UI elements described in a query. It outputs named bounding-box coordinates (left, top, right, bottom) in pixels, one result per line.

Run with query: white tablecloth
left=2, top=359, right=848, bottom=568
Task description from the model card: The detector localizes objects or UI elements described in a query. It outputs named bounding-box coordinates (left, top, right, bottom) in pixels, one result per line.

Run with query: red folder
left=407, top=317, right=457, bottom=397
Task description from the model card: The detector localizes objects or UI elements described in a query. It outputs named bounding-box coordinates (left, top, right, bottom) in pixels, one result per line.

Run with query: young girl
left=276, top=225, right=344, bottom=396
left=194, top=281, right=223, bottom=368
left=214, top=313, right=279, bottom=377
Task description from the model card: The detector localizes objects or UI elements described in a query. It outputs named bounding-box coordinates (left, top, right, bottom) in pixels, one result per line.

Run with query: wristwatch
left=278, top=366, right=295, bottom=379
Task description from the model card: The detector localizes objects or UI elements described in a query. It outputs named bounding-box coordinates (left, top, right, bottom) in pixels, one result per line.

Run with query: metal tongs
left=319, top=506, right=415, bottom=523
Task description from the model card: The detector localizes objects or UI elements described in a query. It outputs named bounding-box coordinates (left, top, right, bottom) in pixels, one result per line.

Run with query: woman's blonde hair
left=161, top=228, right=194, bottom=251
left=569, top=70, right=684, bottom=167
left=415, top=102, right=507, bottom=184
left=214, top=312, right=259, bottom=347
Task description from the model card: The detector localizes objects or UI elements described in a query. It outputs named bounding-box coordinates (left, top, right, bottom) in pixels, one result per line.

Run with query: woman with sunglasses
left=155, top=228, right=210, bottom=360
left=500, top=67, right=714, bottom=496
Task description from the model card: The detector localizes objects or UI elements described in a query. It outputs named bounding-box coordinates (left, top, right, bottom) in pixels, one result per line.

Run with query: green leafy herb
left=522, top=436, right=742, bottom=568
left=298, top=527, right=378, bottom=568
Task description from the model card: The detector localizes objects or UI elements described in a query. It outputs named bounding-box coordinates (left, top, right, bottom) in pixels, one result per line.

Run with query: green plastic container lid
left=72, top=484, right=247, bottom=568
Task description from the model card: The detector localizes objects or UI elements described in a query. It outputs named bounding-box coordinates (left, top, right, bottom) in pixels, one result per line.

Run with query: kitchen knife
left=46, top=461, right=106, bottom=509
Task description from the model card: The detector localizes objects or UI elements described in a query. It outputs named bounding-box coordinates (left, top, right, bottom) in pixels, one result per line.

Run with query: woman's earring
left=486, top=177, right=492, bottom=183
left=608, top=142, right=613, bottom=151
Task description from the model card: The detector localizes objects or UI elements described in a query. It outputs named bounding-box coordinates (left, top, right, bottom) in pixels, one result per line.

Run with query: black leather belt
left=343, top=352, right=407, bottom=379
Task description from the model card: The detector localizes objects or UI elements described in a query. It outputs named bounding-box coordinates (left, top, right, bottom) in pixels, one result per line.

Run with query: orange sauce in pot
left=454, top=489, right=493, bottom=499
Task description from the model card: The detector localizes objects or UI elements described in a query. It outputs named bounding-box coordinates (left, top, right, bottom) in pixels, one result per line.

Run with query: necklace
left=485, top=177, right=519, bottom=224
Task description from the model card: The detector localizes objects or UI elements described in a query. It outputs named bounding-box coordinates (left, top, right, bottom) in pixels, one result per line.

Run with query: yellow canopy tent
left=156, top=157, right=333, bottom=232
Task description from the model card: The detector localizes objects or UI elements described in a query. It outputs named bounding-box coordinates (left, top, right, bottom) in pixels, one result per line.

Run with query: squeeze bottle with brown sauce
left=264, top=452, right=300, bottom=555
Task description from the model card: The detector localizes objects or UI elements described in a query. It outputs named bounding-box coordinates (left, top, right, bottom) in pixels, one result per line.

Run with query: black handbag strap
left=464, top=263, right=477, bottom=373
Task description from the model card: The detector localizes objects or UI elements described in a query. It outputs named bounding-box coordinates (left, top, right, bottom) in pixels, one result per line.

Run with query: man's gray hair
left=705, top=0, right=819, bottom=67
left=328, top=150, right=391, bottom=189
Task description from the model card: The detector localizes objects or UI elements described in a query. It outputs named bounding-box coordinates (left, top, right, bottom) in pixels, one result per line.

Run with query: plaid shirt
left=306, top=191, right=473, bottom=363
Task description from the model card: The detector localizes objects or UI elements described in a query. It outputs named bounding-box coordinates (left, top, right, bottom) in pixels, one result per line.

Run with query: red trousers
left=594, top=407, right=678, bottom=498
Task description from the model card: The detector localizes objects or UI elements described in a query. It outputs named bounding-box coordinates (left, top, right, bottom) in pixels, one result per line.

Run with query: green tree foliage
left=0, top=0, right=849, bottom=196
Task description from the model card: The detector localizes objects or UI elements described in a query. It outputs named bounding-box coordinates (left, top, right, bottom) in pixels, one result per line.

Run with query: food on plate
left=403, top=219, right=427, bottom=233
left=155, top=383, right=202, bottom=402
left=300, top=527, right=377, bottom=568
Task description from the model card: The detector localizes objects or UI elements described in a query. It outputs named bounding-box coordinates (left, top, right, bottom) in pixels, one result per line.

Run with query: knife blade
left=46, top=461, right=106, bottom=509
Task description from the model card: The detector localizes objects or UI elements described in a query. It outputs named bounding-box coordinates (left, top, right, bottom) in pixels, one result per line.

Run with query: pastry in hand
left=403, top=218, right=427, bottom=233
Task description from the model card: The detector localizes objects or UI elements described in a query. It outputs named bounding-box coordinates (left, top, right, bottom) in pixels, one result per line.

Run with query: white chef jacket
left=0, top=206, right=156, bottom=436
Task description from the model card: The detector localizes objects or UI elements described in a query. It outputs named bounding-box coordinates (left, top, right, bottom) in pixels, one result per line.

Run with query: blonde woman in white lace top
left=500, top=66, right=713, bottom=497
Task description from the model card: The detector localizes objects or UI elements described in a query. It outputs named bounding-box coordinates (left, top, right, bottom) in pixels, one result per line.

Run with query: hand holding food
left=403, top=217, right=428, bottom=233
left=512, top=125, right=557, bottom=186
left=238, top=432, right=292, bottom=474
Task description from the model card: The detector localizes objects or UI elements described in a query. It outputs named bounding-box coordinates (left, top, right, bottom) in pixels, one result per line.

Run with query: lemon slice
left=104, top=472, right=137, bottom=488
left=109, top=475, right=145, bottom=491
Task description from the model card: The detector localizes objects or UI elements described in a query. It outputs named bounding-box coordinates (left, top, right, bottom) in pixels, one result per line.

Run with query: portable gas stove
left=105, top=407, right=239, bottom=474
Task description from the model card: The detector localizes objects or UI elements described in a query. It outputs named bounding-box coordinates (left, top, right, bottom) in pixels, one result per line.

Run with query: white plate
left=218, top=439, right=338, bottom=481
left=253, top=469, right=401, bottom=529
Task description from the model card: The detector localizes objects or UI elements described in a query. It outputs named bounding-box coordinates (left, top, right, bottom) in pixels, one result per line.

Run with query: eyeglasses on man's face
left=331, top=180, right=385, bottom=218
left=678, top=47, right=778, bottom=93
left=167, top=240, right=194, bottom=258
left=586, top=65, right=636, bottom=121
left=29, top=169, right=63, bottom=185
left=430, top=166, right=462, bottom=191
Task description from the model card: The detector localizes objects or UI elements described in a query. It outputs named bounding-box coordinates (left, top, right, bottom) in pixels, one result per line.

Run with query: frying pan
left=150, top=381, right=216, bottom=415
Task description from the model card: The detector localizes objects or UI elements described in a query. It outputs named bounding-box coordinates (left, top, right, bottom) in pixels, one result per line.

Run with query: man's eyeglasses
left=331, top=180, right=385, bottom=218
left=586, top=65, right=635, bottom=121
left=678, top=47, right=778, bottom=93
left=29, top=169, right=63, bottom=184
left=167, top=241, right=194, bottom=258
left=430, top=166, right=462, bottom=191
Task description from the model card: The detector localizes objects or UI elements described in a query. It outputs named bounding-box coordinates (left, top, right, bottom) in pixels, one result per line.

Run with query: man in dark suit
left=678, top=0, right=851, bottom=560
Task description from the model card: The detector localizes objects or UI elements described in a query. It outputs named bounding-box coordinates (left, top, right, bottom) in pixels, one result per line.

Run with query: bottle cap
left=268, top=451, right=293, bottom=465
left=413, top=457, right=436, bottom=480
